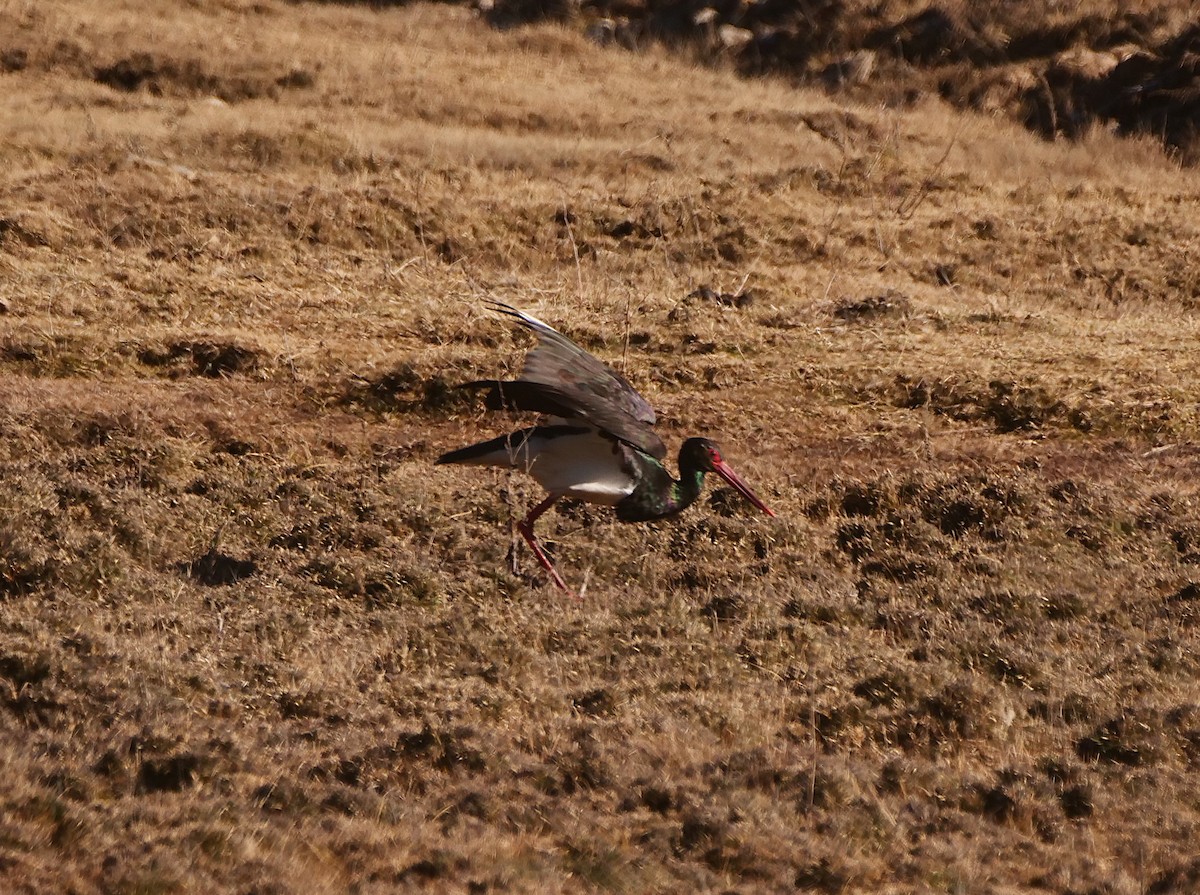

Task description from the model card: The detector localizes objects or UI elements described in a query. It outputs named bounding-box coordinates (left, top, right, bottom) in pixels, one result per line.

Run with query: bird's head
left=680, top=438, right=775, bottom=517
left=680, top=437, right=724, bottom=473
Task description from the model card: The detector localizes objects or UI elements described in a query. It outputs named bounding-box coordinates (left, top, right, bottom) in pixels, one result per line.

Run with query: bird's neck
left=666, top=466, right=706, bottom=516
left=616, top=455, right=705, bottom=522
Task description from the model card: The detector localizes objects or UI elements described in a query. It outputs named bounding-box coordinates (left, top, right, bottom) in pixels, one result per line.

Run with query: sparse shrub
left=342, top=362, right=477, bottom=414
left=833, top=291, right=910, bottom=322
left=253, top=780, right=313, bottom=814
left=852, top=671, right=915, bottom=707
left=137, top=752, right=205, bottom=793
left=861, top=550, right=941, bottom=582
left=1059, top=784, right=1094, bottom=819
left=62, top=533, right=126, bottom=593
left=139, top=340, right=261, bottom=378
left=571, top=688, right=614, bottom=716
left=839, top=481, right=885, bottom=516
left=782, top=597, right=842, bottom=625
left=701, top=594, right=745, bottom=622
left=1042, top=590, right=1087, bottom=620
left=834, top=521, right=872, bottom=561
left=0, top=651, right=52, bottom=689
left=0, top=526, right=57, bottom=595
left=965, top=781, right=1018, bottom=822
left=1076, top=717, right=1151, bottom=766
left=891, top=375, right=1067, bottom=433
left=181, top=547, right=257, bottom=586
left=93, top=52, right=296, bottom=102
left=897, top=680, right=985, bottom=753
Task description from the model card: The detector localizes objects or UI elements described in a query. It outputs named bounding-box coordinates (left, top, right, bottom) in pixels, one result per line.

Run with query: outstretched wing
left=461, top=301, right=666, bottom=460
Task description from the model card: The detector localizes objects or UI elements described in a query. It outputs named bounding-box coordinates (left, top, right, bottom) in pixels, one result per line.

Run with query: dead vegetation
left=1, top=1, right=1200, bottom=893
left=495, top=0, right=1200, bottom=163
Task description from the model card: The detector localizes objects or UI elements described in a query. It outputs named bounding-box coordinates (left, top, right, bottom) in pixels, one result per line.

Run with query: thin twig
left=896, top=125, right=963, bottom=221
left=560, top=198, right=584, bottom=296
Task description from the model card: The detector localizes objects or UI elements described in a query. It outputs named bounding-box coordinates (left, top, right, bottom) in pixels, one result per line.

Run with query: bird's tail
left=435, top=425, right=590, bottom=468
left=434, top=431, right=527, bottom=468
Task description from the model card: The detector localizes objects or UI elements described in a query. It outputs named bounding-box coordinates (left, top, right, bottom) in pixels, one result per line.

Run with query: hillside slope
left=2, top=2, right=1200, bottom=893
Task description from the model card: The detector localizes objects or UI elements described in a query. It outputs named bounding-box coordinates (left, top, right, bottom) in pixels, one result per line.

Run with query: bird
left=435, top=301, right=776, bottom=597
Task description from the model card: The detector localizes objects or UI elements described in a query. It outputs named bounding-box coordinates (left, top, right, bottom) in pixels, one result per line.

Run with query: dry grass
left=2, top=1, right=1200, bottom=893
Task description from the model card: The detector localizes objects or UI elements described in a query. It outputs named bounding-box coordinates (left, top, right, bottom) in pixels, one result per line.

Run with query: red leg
left=516, top=493, right=577, bottom=598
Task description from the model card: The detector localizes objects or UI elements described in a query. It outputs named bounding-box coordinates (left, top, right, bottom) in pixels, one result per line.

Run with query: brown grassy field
left=2, top=2, right=1200, bottom=893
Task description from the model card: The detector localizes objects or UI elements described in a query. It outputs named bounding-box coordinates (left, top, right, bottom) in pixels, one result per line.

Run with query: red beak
left=713, top=459, right=776, bottom=517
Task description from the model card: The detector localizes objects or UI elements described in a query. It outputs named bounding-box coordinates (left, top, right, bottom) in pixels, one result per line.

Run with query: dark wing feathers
left=487, top=301, right=656, bottom=424
left=469, top=301, right=666, bottom=460
left=456, top=380, right=580, bottom=419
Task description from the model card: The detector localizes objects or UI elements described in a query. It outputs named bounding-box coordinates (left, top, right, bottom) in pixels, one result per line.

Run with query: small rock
left=820, top=50, right=876, bottom=90
left=717, top=25, right=753, bottom=52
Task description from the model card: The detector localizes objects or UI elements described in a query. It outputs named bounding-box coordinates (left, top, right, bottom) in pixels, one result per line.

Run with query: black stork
left=435, top=302, right=776, bottom=596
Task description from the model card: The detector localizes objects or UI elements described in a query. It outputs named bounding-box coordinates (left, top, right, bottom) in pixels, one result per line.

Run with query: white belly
left=504, top=429, right=636, bottom=505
